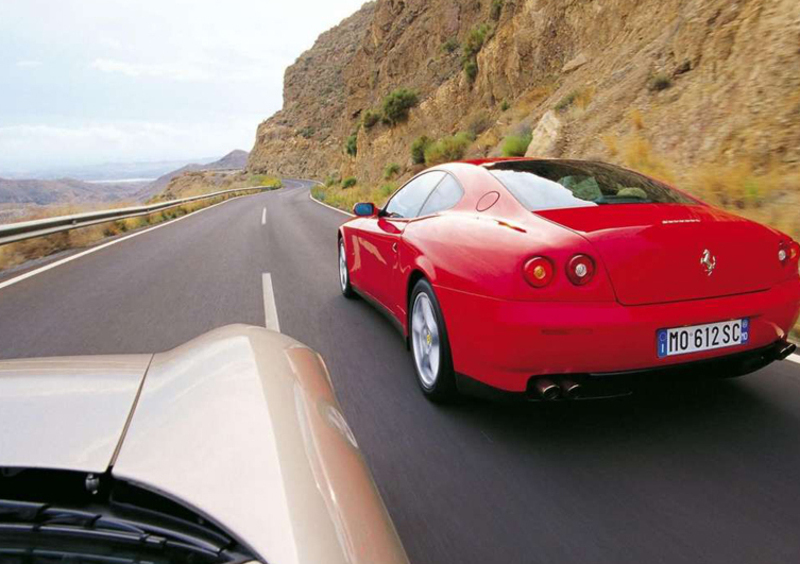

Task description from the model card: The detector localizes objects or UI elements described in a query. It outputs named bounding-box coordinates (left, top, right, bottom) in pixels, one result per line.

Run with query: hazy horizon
left=1, top=0, right=366, bottom=173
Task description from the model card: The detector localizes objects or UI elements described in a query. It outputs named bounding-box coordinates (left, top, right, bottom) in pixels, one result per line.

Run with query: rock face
left=525, top=111, right=562, bottom=158
left=248, top=0, right=800, bottom=187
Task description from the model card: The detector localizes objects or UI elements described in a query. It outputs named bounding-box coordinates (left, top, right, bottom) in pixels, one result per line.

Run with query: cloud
left=89, top=57, right=274, bottom=83
left=0, top=0, right=368, bottom=169
left=90, top=58, right=212, bottom=81
left=0, top=120, right=259, bottom=171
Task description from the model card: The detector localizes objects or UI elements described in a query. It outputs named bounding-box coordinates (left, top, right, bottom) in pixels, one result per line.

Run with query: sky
left=0, top=0, right=366, bottom=174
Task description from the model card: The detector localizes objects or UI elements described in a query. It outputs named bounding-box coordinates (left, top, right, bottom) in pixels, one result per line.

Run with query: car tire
left=409, top=279, right=457, bottom=402
left=339, top=238, right=356, bottom=299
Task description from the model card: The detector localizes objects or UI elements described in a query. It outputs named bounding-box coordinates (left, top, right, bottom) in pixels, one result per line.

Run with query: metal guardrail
left=0, top=186, right=275, bottom=246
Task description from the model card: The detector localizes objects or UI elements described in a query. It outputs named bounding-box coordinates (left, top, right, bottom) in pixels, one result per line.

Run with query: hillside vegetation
left=150, top=171, right=281, bottom=202
left=249, top=0, right=800, bottom=240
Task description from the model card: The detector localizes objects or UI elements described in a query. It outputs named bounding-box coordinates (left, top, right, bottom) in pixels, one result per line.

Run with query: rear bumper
left=437, top=277, right=800, bottom=393
left=455, top=340, right=797, bottom=401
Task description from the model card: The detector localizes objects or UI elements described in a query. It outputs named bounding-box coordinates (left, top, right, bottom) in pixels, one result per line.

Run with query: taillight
left=779, top=243, right=788, bottom=264
left=779, top=240, right=798, bottom=265
left=566, top=254, right=595, bottom=286
left=523, top=257, right=554, bottom=288
left=789, top=242, right=799, bottom=262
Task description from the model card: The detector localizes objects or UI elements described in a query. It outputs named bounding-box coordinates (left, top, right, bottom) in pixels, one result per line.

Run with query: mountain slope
left=0, top=177, right=144, bottom=206
left=136, top=150, right=249, bottom=200
left=248, top=0, right=800, bottom=237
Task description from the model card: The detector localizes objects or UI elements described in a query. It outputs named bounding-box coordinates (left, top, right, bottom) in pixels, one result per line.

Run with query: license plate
left=657, top=319, right=749, bottom=358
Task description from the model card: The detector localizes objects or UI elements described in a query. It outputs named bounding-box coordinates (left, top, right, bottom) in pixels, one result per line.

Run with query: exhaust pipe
left=533, top=378, right=561, bottom=401
left=560, top=378, right=583, bottom=399
left=775, top=342, right=797, bottom=361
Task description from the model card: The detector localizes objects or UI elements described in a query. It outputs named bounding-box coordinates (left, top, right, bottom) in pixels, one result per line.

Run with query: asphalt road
left=2, top=179, right=800, bottom=564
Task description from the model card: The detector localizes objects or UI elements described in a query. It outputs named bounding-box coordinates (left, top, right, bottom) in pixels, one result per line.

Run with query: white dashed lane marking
left=262, top=273, right=280, bottom=332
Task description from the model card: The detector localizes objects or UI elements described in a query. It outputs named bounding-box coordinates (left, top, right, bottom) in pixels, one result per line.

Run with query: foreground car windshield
left=488, top=159, right=696, bottom=211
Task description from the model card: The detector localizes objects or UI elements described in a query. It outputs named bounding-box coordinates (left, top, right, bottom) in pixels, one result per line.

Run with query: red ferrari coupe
left=337, top=158, right=800, bottom=402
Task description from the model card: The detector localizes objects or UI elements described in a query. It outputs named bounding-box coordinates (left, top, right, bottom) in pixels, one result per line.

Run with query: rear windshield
left=487, top=160, right=696, bottom=211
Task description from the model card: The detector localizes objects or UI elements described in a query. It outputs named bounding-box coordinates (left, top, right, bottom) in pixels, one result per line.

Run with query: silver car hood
left=114, top=325, right=407, bottom=564
left=0, top=355, right=150, bottom=473
left=0, top=326, right=408, bottom=564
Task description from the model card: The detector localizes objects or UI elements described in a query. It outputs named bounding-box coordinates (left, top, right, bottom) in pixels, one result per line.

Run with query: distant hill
left=0, top=177, right=145, bottom=206
left=135, top=150, right=249, bottom=200
left=0, top=159, right=217, bottom=182
left=0, top=150, right=250, bottom=211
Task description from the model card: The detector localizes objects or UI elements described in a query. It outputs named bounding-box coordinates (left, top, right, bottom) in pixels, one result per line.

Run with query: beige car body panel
left=0, top=325, right=409, bottom=564
left=0, top=355, right=150, bottom=472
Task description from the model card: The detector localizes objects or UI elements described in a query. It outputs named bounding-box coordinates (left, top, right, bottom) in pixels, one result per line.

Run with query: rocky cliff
left=248, top=0, right=799, bottom=234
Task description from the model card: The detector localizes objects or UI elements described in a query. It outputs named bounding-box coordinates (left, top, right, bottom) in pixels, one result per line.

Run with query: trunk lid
left=537, top=204, right=783, bottom=306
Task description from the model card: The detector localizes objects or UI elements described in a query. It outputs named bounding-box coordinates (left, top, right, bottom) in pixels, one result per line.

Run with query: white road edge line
left=788, top=354, right=800, bottom=365
left=261, top=207, right=267, bottom=225
left=262, top=273, right=281, bottom=332
left=308, top=192, right=355, bottom=218
left=0, top=198, right=238, bottom=292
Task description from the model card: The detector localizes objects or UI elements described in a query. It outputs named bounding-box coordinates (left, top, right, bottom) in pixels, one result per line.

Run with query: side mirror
left=353, top=202, right=377, bottom=217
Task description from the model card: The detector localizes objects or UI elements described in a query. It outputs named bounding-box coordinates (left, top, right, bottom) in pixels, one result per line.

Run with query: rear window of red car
left=487, top=160, right=696, bottom=211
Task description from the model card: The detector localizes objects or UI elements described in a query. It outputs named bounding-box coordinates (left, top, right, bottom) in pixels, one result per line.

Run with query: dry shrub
left=312, top=181, right=397, bottom=212
left=68, top=225, right=107, bottom=248
left=629, top=108, right=645, bottom=131
left=512, top=85, right=556, bottom=117
left=687, top=161, right=779, bottom=210
left=555, top=86, right=595, bottom=113
left=467, top=129, right=496, bottom=157
left=601, top=134, right=619, bottom=157
left=619, top=134, right=674, bottom=183
left=466, top=110, right=493, bottom=138
left=574, top=86, right=595, bottom=110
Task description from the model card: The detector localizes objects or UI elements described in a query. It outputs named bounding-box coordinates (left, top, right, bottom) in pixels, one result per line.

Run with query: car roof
left=457, top=157, right=531, bottom=166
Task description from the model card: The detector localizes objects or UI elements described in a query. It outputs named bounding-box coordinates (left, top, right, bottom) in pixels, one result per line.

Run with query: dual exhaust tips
left=532, top=377, right=582, bottom=401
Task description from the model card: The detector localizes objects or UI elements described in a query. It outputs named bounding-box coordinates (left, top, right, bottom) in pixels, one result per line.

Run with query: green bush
left=490, top=0, right=504, bottom=21
left=411, top=136, right=433, bottom=165
left=649, top=73, right=672, bottom=92
left=311, top=185, right=326, bottom=201
left=464, top=60, right=479, bottom=82
left=442, top=38, right=460, bottom=53
left=424, top=132, right=473, bottom=165
left=363, top=110, right=381, bottom=129
left=342, top=177, right=357, bottom=189
left=325, top=173, right=340, bottom=186
left=500, top=99, right=510, bottom=112
left=464, top=24, right=492, bottom=58
left=501, top=133, right=533, bottom=157
left=345, top=133, right=358, bottom=157
left=384, top=162, right=401, bottom=180
left=462, top=23, right=492, bottom=82
left=382, top=88, right=419, bottom=125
